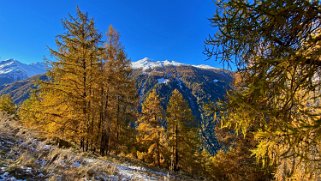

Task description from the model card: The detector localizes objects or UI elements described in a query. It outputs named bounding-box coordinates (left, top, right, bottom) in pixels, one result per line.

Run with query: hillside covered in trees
left=0, top=58, right=232, bottom=155
left=0, top=0, right=321, bottom=180
left=12, top=8, right=225, bottom=179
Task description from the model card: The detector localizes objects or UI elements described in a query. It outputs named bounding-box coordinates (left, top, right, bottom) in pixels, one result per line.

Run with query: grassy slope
left=0, top=112, right=198, bottom=181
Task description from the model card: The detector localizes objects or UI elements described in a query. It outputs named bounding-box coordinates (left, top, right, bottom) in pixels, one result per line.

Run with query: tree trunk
left=175, top=124, right=179, bottom=171
left=116, top=96, right=120, bottom=145
left=157, top=131, right=161, bottom=167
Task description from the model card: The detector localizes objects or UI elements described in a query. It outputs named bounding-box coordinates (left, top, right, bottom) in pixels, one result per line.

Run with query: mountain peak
left=131, top=58, right=220, bottom=71
left=140, top=57, right=152, bottom=62
left=4, top=58, right=17, bottom=62
left=134, top=57, right=152, bottom=64
left=2, top=58, right=20, bottom=65
left=0, top=59, right=46, bottom=84
left=132, top=58, right=183, bottom=71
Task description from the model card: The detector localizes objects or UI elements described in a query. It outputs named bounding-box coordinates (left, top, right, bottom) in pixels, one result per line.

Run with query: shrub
left=0, top=94, right=16, bottom=114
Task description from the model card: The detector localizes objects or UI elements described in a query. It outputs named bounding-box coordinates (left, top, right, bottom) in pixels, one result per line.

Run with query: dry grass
left=0, top=112, right=199, bottom=180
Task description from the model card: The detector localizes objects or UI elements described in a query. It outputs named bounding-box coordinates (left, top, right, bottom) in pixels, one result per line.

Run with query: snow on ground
left=0, top=112, right=197, bottom=181
left=157, top=78, right=170, bottom=84
left=0, top=172, right=24, bottom=181
left=72, top=161, right=81, bottom=168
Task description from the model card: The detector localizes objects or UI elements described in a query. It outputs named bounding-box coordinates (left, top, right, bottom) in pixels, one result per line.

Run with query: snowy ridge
left=0, top=59, right=46, bottom=84
left=0, top=59, right=46, bottom=77
left=131, top=57, right=220, bottom=71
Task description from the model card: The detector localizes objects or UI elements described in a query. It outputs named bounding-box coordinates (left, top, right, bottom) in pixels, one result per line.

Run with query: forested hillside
left=1, top=1, right=320, bottom=180
left=1, top=59, right=232, bottom=154
left=14, top=9, right=222, bottom=179
left=0, top=75, right=47, bottom=104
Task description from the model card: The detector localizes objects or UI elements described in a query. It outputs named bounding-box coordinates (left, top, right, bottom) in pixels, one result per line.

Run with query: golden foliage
left=0, top=94, right=16, bottom=115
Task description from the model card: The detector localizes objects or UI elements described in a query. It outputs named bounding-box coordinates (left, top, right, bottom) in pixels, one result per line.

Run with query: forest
left=0, top=0, right=320, bottom=180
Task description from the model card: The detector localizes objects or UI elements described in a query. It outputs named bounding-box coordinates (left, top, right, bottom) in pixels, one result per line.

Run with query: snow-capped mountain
left=131, top=57, right=220, bottom=71
left=0, top=58, right=218, bottom=85
left=131, top=59, right=232, bottom=153
left=0, top=59, right=46, bottom=85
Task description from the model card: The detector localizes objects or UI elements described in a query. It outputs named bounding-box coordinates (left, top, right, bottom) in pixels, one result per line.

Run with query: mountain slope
left=132, top=58, right=232, bottom=153
left=0, top=75, right=47, bottom=104
left=0, top=59, right=46, bottom=85
left=132, top=58, right=231, bottom=118
left=0, top=58, right=232, bottom=153
left=0, top=112, right=197, bottom=181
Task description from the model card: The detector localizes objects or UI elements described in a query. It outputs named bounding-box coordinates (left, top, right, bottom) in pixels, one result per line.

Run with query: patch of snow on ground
left=84, top=158, right=95, bottom=164
left=24, top=167, right=32, bottom=174
left=72, top=161, right=81, bottom=168
left=36, top=159, right=47, bottom=167
left=117, top=165, right=157, bottom=181
left=157, top=78, right=170, bottom=84
left=0, top=172, right=26, bottom=181
left=43, top=145, right=51, bottom=150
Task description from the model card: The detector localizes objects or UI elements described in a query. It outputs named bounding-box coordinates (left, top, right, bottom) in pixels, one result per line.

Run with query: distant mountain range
left=0, top=57, right=232, bottom=114
left=0, top=59, right=46, bottom=85
left=0, top=57, right=232, bottom=116
left=131, top=57, right=231, bottom=113
left=0, top=58, right=232, bottom=153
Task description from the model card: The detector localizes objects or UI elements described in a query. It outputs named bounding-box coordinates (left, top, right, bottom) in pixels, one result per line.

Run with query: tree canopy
left=206, top=0, right=321, bottom=179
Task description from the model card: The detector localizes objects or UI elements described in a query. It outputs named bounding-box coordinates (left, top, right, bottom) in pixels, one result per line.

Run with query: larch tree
left=166, top=89, right=195, bottom=172
left=18, top=9, right=138, bottom=158
left=136, top=89, right=166, bottom=167
left=98, top=26, right=137, bottom=155
left=206, top=0, right=321, bottom=179
left=28, top=8, right=103, bottom=151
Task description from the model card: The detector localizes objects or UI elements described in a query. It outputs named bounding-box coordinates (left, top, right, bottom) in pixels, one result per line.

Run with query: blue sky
left=0, top=0, right=220, bottom=67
